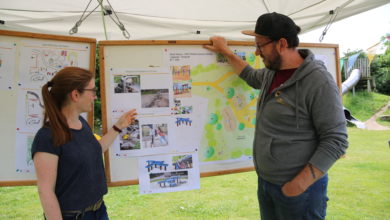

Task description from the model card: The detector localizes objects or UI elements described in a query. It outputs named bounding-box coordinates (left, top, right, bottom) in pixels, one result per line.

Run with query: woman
left=156, top=126, right=168, bottom=146
left=32, top=67, right=136, bottom=220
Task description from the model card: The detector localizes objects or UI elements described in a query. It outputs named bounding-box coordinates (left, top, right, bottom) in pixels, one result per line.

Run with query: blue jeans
left=258, top=174, right=329, bottom=220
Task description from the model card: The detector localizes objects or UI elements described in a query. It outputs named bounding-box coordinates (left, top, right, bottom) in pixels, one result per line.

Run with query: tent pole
left=98, top=0, right=108, bottom=40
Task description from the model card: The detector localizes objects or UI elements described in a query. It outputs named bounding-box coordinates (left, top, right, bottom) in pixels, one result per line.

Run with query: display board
left=0, top=30, right=96, bottom=186
left=99, top=40, right=341, bottom=186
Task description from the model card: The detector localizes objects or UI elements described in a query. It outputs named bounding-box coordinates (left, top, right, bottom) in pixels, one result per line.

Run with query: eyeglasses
left=82, top=87, right=98, bottom=95
left=254, top=40, right=274, bottom=51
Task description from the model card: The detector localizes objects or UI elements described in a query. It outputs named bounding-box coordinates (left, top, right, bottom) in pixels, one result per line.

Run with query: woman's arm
left=99, top=109, right=137, bottom=152
left=33, top=152, right=62, bottom=220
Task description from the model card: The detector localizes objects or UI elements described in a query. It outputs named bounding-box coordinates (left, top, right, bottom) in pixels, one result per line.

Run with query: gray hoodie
left=240, top=49, right=348, bottom=185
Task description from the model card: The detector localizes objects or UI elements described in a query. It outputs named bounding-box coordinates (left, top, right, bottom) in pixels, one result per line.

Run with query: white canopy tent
left=0, top=0, right=389, bottom=40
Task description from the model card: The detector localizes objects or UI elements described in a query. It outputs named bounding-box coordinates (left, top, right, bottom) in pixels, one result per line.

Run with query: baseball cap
left=242, top=12, right=301, bottom=40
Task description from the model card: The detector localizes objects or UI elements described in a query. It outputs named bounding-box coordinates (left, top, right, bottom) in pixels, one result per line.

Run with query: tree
left=370, top=34, right=390, bottom=95
left=94, top=45, right=102, bottom=134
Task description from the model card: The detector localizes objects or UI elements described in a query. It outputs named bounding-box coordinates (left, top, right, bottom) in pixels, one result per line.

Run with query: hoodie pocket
left=256, top=136, right=277, bottom=162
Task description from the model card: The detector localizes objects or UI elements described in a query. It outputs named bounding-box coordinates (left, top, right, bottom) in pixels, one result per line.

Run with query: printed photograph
left=114, top=75, right=140, bottom=93
left=175, top=117, right=192, bottom=127
left=141, top=123, right=168, bottom=148
left=216, top=53, right=228, bottom=63
left=172, top=155, right=193, bottom=170
left=172, top=99, right=193, bottom=115
left=172, top=65, right=192, bottom=98
left=144, top=160, right=169, bottom=172
left=234, top=51, right=247, bottom=61
left=141, top=89, right=169, bottom=108
left=119, top=119, right=140, bottom=150
left=149, top=171, right=188, bottom=189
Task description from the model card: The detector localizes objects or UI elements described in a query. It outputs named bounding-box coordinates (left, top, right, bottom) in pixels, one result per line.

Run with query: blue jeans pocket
left=278, top=187, right=310, bottom=214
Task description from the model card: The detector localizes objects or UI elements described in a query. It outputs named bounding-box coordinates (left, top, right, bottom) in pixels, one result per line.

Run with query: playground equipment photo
left=342, top=69, right=366, bottom=129
left=145, top=160, right=169, bottom=172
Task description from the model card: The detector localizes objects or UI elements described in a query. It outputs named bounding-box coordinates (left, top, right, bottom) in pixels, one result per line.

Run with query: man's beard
left=263, top=48, right=281, bottom=71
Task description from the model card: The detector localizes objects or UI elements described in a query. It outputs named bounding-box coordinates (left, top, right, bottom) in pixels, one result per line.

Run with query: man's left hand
left=281, top=181, right=306, bottom=197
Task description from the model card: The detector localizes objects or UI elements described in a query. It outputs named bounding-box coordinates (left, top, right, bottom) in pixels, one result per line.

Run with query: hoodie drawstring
left=295, top=81, right=300, bottom=129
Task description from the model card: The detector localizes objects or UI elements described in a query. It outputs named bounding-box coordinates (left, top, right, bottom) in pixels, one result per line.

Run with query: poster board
left=99, top=40, right=341, bottom=186
left=0, top=30, right=96, bottom=186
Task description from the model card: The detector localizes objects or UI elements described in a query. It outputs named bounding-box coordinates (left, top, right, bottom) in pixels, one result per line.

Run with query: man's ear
left=69, top=90, right=80, bottom=102
left=278, top=38, right=289, bottom=52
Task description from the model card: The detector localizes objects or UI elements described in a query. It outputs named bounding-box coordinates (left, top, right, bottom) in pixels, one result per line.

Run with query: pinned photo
left=114, top=75, right=140, bottom=93
left=175, top=117, right=192, bottom=126
left=172, top=155, right=193, bottom=170
left=141, top=123, right=168, bottom=148
left=172, top=98, right=193, bottom=115
left=172, top=65, right=192, bottom=98
left=149, top=171, right=188, bottom=189
left=216, top=53, right=228, bottom=63
left=119, top=119, right=140, bottom=150
left=145, top=160, right=169, bottom=172
left=234, top=50, right=247, bottom=61
left=141, top=89, right=169, bottom=108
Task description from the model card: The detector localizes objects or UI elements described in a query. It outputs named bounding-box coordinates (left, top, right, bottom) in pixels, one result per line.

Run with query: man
left=204, top=12, right=348, bottom=220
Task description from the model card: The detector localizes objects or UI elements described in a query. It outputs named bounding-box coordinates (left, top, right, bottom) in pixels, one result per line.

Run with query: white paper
left=138, top=151, right=200, bottom=194
left=164, top=49, right=215, bottom=66
left=0, top=42, right=16, bottom=90
left=110, top=68, right=173, bottom=116
left=19, top=40, right=90, bottom=88
left=111, top=68, right=206, bottom=157
left=15, top=131, right=35, bottom=173
left=170, top=95, right=208, bottom=150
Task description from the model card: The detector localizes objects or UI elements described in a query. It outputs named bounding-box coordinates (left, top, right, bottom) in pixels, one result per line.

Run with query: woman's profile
left=32, top=67, right=137, bottom=219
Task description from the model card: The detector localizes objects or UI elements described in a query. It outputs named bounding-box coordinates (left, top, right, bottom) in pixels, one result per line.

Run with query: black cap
left=242, top=12, right=301, bottom=39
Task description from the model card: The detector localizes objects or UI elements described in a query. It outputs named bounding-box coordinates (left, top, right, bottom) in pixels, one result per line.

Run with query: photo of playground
left=173, top=82, right=192, bottom=98
left=141, top=123, right=168, bottom=148
left=149, top=171, right=188, bottom=189
left=216, top=53, right=228, bottom=63
left=119, top=119, right=140, bottom=150
left=172, top=98, right=193, bottom=115
left=141, top=89, right=169, bottom=108
left=173, top=106, right=193, bottom=115
left=144, top=160, right=168, bottom=172
left=114, top=75, right=140, bottom=93
left=175, top=117, right=192, bottom=126
left=172, top=155, right=193, bottom=170
left=172, top=65, right=192, bottom=98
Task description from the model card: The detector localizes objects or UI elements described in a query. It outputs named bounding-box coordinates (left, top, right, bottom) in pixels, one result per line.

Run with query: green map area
left=191, top=51, right=263, bottom=162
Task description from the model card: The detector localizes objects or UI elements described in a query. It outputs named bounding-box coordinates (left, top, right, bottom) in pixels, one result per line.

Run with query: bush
left=370, top=35, right=390, bottom=95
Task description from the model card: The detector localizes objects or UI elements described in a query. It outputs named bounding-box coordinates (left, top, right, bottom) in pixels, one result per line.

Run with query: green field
left=343, top=91, right=389, bottom=121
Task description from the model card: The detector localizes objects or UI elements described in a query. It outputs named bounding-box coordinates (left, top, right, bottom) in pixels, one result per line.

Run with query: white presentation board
left=0, top=30, right=96, bottom=186
left=99, top=40, right=341, bottom=186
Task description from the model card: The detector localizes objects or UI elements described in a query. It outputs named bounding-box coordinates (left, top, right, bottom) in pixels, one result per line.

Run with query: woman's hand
left=115, top=109, right=137, bottom=129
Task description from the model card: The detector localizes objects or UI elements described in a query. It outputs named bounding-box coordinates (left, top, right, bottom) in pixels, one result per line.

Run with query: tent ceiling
left=0, top=0, right=389, bottom=40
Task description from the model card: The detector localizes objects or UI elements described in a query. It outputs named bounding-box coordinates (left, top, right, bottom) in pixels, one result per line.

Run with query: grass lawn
left=343, top=91, right=389, bottom=121
left=1, top=128, right=389, bottom=219
left=377, top=108, right=390, bottom=127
